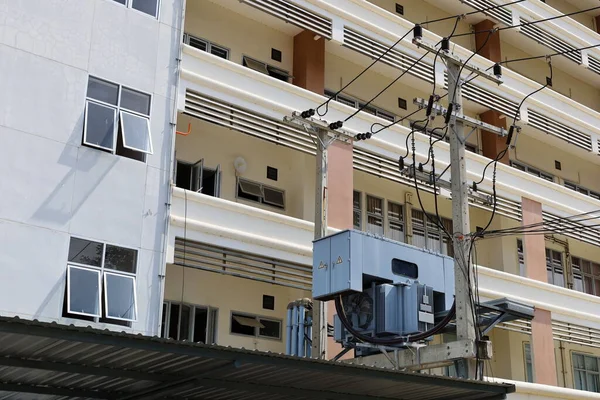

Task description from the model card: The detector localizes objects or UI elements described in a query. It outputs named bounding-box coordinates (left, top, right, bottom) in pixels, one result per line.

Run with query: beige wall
left=176, top=115, right=313, bottom=220
left=502, top=41, right=600, bottom=112
left=367, top=0, right=475, bottom=50
left=544, top=0, right=595, bottom=30
left=185, top=0, right=294, bottom=74
left=165, top=264, right=310, bottom=352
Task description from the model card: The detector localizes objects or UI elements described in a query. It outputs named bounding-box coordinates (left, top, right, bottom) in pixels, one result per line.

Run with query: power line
left=419, top=0, right=526, bottom=25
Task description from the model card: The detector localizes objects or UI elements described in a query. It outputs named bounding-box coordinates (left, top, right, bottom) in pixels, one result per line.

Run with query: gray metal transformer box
left=312, top=230, right=455, bottom=311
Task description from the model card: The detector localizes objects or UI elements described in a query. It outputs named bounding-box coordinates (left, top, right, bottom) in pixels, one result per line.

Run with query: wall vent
left=240, top=0, right=332, bottom=39
left=519, top=18, right=581, bottom=64
left=588, top=56, right=600, bottom=76
left=543, top=211, right=600, bottom=247
left=175, top=239, right=312, bottom=290
left=528, top=110, right=593, bottom=152
left=459, top=0, right=512, bottom=26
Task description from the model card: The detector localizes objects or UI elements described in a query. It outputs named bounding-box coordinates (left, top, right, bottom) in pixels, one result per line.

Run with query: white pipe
left=298, top=305, right=305, bottom=357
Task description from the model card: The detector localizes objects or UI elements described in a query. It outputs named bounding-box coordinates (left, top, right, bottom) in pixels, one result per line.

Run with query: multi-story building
left=2, top=0, right=600, bottom=398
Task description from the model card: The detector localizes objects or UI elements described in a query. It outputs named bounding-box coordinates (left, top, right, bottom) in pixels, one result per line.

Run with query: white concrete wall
left=0, top=0, right=183, bottom=335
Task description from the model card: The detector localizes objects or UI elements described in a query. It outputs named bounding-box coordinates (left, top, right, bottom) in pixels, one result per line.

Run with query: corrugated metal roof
left=0, top=317, right=515, bottom=400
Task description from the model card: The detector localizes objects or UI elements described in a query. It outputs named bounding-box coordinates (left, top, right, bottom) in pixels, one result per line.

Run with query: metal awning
left=0, top=317, right=515, bottom=400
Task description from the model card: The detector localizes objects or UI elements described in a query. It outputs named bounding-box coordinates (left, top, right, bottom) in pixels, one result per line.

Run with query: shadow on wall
left=30, top=115, right=117, bottom=226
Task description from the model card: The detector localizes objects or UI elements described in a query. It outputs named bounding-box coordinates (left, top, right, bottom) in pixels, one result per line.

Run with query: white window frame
left=103, top=271, right=138, bottom=321
left=236, top=177, right=285, bottom=210
left=83, top=101, right=118, bottom=152
left=66, top=265, right=102, bottom=318
left=119, top=110, right=153, bottom=154
left=65, top=237, right=139, bottom=323
left=84, top=76, right=153, bottom=157
left=162, top=301, right=218, bottom=343
left=242, top=55, right=291, bottom=82
left=113, top=0, right=160, bottom=19
left=573, top=352, right=600, bottom=392
left=386, top=200, right=405, bottom=242
left=546, top=248, right=565, bottom=288
left=565, top=181, right=600, bottom=200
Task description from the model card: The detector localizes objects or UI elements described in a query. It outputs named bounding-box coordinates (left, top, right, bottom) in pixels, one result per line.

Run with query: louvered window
left=411, top=210, right=453, bottom=256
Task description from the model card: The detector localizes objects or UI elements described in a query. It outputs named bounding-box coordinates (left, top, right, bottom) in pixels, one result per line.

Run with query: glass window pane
left=231, top=314, right=256, bottom=336
left=105, top=245, right=137, bottom=273
left=85, top=101, right=116, bottom=151
left=120, top=111, right=153, bottom=154
left=210, top=45, right=228, bottom=59
left=574, top=370, right=586, bottom=390
left=388, top=221, right=404, bottom=242
left=388, top=202, right=402, bottom=221
left=589, top=373, right=599, bottom=392
left=168, top=303, right=180, bottom=339
left=574, top=353, right=585, bottom=369
left=68, top=266, right=101, bottom=317
left=353, top=191, right=361, bottom=209
left=585, top=356, right=599, bottom=372
left=188, top=36, right=207, bottom=51
left=584, top=276, right=594, bottom=295
left=120, top=87, right=151, bottom=115
left=180, top=305, right=191, bottom=341
left=104, top=273, right=137, bottom=321
left=595, top=279, right=600, bottom=297
left=593, top=264, right=600, bottom=277
left=259, top=319, right=281, bottom=339
left=367, top=196, right=382, bottom=216
left=112, top=0, right=127, bottom=4
left=87, top=77, right=119, bottom=105
left=367, top=216, right=383, bottom=236
left=193, top=307, right=208, bottom=343
left=68, top=237, right=103, bottom=266
left=131, top=0, right=159, bottom=17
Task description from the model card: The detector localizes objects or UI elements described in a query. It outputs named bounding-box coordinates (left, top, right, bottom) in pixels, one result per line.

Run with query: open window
left=162, top=301, right=218, bottom=344
left=237, top=178, right=285, bottom=209
left=230, top=312, right=281, bottom=340
left=184, top=33, right=229, bottom=60
left=175, top=159, right=221, bottom=196
left=67, top=265, right=102, bottom=318
left=242, top=56, right=291, bottom=82
left=104, top=272, right=137, bottom=321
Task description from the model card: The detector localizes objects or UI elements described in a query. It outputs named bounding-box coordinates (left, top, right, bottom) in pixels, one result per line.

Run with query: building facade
left=3, top=0, right=600, bottom=398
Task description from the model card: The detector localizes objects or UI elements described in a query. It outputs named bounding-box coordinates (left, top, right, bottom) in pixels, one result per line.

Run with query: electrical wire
left=419, top=0, right=525, bottom=25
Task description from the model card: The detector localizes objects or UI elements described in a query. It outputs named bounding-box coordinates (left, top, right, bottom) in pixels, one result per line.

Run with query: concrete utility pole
left=447, top=59, right=477, bottom=379
left=312, top=130, right=329, bottom=360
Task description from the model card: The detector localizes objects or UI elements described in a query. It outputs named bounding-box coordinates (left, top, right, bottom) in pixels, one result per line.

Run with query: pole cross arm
left=283, top=112, right=353, bottom=144
left=412, top=37, right=504, bottom=85
left=413, top=98, right=508, bottom=136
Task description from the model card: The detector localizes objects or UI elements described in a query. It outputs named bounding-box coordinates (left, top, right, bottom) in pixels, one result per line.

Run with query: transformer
left=313, top=229, right=454, bottom=343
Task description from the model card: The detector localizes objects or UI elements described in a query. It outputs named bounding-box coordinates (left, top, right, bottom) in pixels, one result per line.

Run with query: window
left=517, top=239, right=525, bottom=276
left=412, top=209, right=453, bottom=256
left=271, top=48, right=282, bottom=62
left=565, top=182, right=600, bottom=201
left=231, top=312, right=281, bottom=340
left=572, top=257, right=600, bottom=296
left=524, top=342, right=533, bottom=383
left=325, top=90, right=396, bottom=122
left=387, top=201, right=404, bottom=242
left=112, top=0, right=160, bottom=18
left=262, top=295, right=275, bottom=310
left=84, top=76, right=152, bottom=162
left=162, top=301, right=218, bottom=344
left=510, top=161, right=554, bottom=182
left=175, top=159, right=221, bottom=196
left=242, top=56, right=291, bottom=82
left=395, top=3, right=404, bottom=15
left=183, top=33, right=229, bottom=60
left=236, top=178, right=285, bottom=209
left=366, top=195, right=384, bottom=236
left=573, top=353, right=600, bottom=392
left=65, top=237, right=138, bottom=325
left=546, top=248, right=564, bottom=287
left=353, top=191, right=362, bottom=230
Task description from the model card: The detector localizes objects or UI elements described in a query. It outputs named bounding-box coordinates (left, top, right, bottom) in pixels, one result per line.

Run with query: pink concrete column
left=522, top=197, right=558, bottom=385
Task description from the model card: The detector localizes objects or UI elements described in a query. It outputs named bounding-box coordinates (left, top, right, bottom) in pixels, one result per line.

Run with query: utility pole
left=283, top=114, right=348, bottom=360
left=447, top=59, right=477, bottom=379
left=312, top=129, right=329, bottom=360
left=411, top=32, right=506, bottom=379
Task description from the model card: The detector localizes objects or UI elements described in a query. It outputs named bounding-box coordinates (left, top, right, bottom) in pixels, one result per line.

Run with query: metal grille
left=542, top=211, right=600, bottom=247
left=528, top=110, right=593, bottom=152
left=443, top=75, right=520, bottom=118
left=497, top=320, right=532, bottom=334
left=588, top=56, right=600, bottom=76
left=553, top=321, right=600, bottom=349
left=469, top=191, right=523, bottom=221
left=184, top=90, right=316, bottom=155
left=175, top=238, right=312, bottom=290
left=519, top=18, right=582, bottom=64
left=459, top=0, right=512, bottom=26
left=240, top=0, right=332, bottom=39
left=343, top=27, right=434, bottom=83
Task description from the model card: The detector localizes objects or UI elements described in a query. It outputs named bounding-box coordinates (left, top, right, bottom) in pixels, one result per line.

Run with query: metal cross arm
left=413, top=98, right=508, bottom=137
left=412, top=37, right=504, bottom=85
left=284, top=111, right=353, bottom=145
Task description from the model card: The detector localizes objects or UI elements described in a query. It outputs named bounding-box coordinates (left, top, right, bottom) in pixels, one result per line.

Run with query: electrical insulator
left=413, top=24, right=423, bottom=40
left=329, top=121, right=343, bottom=130
left=441, top=37, right=450, bottom=52
left=506, top=125, right=515, bottom=146
left=301, top=109, right=315, bottom=118
left=398, top=157, right=405, bottom=170
left=493, top=63, right=502, bottom=79
left=472, top=182, right=478, bottom=192
left=418, top=163, right=424, bottom=172
left=365, top=132, right=372, bottom=139
left=445, top=103, right=454, bottom=124
left=426, top=95, right=435, bottom=117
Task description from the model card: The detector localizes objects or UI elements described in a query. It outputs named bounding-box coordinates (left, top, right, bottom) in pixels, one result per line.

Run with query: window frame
left=236, top=177, right=285, bottom=210
left=572, top=352, right=600, bottom=392
left=366, top=194, right=384, bottom=236
left=572, top=256, right=600, bottom=296
left=229, top=311, right=282, bottom=341
left=162, top=301, right=218, bottom=343
left=411, top=209, right=453, bottom=256
left=242, top=55, right=291, bottom=82
left=510, top=161, right=554, bottom=182
left=386, top=200, right=405, bottom=242
left=523, top=342, right=533, bottom=383
left=84, top=76, right=153, bottom=159
left=103, top=271, right=138, bottom=322
left=65, top=237, right=139, bottom=323
left=183, top=33, right=230, bottom=60
left=545, top=248, right=565, bottom=288
left=112, top=0, right=161, bottom=19
left=66, top=265, right=103, bottom=318
left=353, top=190, right=362, bottom=230
left=325, top=89, right=397, bottom=122
left=565, top=181, right=600, bottom=201
left=119, top=110, right=153, bottom=154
